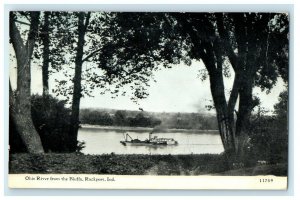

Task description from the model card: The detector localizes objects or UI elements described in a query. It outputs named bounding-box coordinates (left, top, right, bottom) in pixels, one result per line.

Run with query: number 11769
left=260, top=178, right=273, bottom=183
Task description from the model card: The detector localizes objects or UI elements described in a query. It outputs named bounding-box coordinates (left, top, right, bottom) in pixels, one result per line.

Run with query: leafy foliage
left=92, top=13, right=190, bottom=102
left=30, top=94, right=72, bottom=152
left=274, top=90, right=288, bottom=124
left=9, top=94, right=80, bottom=153
left=245, top=90, right=288, bottom=165
left=38, top=12, right=164, bottom=103
left=33, top=12, right=78, bottom=74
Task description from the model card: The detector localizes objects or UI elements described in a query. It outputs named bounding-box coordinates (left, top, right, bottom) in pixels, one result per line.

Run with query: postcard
left=8, top=10, right=289, bottom=190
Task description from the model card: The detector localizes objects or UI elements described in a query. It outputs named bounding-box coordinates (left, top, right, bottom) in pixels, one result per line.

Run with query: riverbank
left=81, top=124, right=219, bottom=134
left=9, top=153, right=287, bottom=176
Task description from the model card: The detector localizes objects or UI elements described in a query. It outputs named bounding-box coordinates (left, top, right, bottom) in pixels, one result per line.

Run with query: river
left=78, top=126, right=224, bottom=155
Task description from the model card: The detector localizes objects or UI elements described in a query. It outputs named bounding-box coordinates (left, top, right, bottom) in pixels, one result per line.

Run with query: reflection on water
left=78, top=127, right=224, bottom=155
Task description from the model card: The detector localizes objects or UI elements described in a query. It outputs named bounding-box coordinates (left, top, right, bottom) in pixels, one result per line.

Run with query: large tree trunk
left=234, top=77, right=253, bottom=161
left=209, top=70, right=236, bottom=155
left=68, top=12, right=90, bottom=152
left=9, top=12, right=44, bottom=153
left=234, top=54, right=257, bottom=160
left=202, top=50, right=236, bottom=157
left=208, top=67, right=253, bottom=162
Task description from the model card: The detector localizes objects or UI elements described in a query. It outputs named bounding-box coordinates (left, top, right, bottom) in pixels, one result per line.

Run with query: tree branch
left=84, top=12, right=91, bottom=30
left=18, top=11, right=30, bottom=21
left=172, top=13, right=211, bottom=71
left=15, top=20, right=30, bottom=26
left=215, top=13, right=238, bottom=72
left=9, top=12, right=25, bottom=59
left=228, top=73, right=240, bottom=114
left=82, top=48, right=101, bottom=62
left=25, top=12, right=40, bottom=58
left=230, top=13, right=247, bottom=59
left=9, top=78, right=15, bottom=107
left=80, top=12, right=93, bottom=63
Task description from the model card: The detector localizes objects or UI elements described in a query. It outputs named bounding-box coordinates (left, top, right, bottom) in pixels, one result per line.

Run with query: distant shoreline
left=80, top=124, right=219, bottom=133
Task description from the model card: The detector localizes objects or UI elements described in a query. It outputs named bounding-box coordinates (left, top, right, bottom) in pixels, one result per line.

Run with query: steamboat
left=120, top=132, right=178, bottom=146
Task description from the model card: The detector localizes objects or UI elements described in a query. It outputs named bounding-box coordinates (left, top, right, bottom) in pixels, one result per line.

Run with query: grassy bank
left=9, top=153, right=287, bottom=176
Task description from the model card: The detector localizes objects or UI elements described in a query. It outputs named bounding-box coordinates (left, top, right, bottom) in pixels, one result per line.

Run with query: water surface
left=78, top=127, right=224, bottom=155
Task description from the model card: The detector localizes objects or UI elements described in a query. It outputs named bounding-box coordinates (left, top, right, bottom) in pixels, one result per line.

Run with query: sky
left=9, top=57, right=286, bottom=114
left=79, top=62, right=286, bottom=114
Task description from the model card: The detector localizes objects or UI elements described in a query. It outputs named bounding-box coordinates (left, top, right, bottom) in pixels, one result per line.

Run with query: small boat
left=120, top=132, right=178, bottom=146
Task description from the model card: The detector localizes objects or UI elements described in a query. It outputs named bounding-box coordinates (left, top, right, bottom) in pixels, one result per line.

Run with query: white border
left=1, top=1, right=298, bottom=198
left=8, top=174, right=287, bottom=190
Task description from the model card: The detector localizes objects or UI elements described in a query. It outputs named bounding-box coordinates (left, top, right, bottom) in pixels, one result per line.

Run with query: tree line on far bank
left=80, top=109, right=161, bottom=128
left=79, top=109, right=219, bottom=130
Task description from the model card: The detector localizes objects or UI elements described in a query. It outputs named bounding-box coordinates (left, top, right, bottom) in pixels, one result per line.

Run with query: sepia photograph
left=8, top=10, right=289, bottom=190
